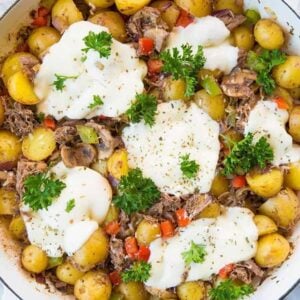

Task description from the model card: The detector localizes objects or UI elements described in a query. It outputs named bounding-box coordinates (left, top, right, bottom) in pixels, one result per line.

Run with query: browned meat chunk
left=109, top=237, right=127, bottom=271
left=0, top=171, right=16, bottom=190
left=184, top=194, right=213, bottom=219
left=213, top=9, right=246, bottom=31
left=55, top=125, right=78, bottom=145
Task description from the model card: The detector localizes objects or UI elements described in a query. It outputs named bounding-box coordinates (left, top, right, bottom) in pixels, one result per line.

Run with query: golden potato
left=289, top=105, right=300, bottom=142
left=0, top=130, right=21, bottom=168
left=177, top=281, right=206, bottom=300
left=28, top=26, right=60, bottom=58
left=107, top=149, right=129, bottom=180
left=89, top=11, right=127, bottom=42
left=0, top=189, right=18, bottom=215
left=259, top=188, right=300, bottom=229
left=284, top=162, right=300, bottom=190
left=197, top=202, right=221, bottom=219
left=254, top=215, right=278, bottom=236
left=0, top=101, right=4, bottom=126
left=117, top=282, right=150, bottom=300
left=175, top=0, right=212, bottom=17
left=232, top=25, right=255, bottom=51
left=210, top=173, right=229, bottom=197
left=74, top=271, right=112, bottom=300
left=72, top=228, right=109, bottom=271
left=194, top=89, right=225, bottom=121
left=162, top=77, right=189, bottom=101
left=84, top=0, right=115, bottom=8
left=246, top=168, right=283, bottom=198
left=103, top=204, right=120, bottom=225
left=56, top=262, right=84, bottom=285
left=273, top=56, right=300, bottom=89
left=255, top=233, right=290, bottom=268
left=136, top=219, right=161, bottom=246
left=254, top=19, right=285, bottom=50
left=289, top=87, right=300, bottom=99
left=51, top=0, right=84, bottom=33
left=21, top=245, right=48, bottom=273
left=22, top=127, right=56, bottom=161
left=214, top=0, right=243, bottom=14
left=8, top=216, right=26, bottom=240
left=115, top=0, right=151, bottom=15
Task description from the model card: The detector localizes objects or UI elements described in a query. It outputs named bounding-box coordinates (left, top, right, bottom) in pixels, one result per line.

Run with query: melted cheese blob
left=20, top=162, right=112, bottom=257
left=146, top=207, right=258, bottom=290
left=122, top=100, right=220, bottom=196
left=245, top=100, right=300, bottom=165
left=35, top=21, right=147, bottom=120
left=166, top=16, right=239, bottom=74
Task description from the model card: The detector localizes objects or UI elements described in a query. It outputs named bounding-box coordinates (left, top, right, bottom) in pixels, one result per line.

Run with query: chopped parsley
left=113, top=168, right=160, bottom=214
left=180, top=154, right=200, bottom=179
left=52, top=74, right=78, bottom=91
left=160, top=44, right=206, bottom=97
left=125, top=93, right=157, bottom=126
left=247, top=49, right=287, bottom=95
left=82, top=31, right=113, bottom=58
left=23, top=173, right=66, bottom=211
left=88, top=95, right=104, bottom=109
left=65, top=199, right=75, bottom=213
left=182, top=241, right=207, bottom=265
left=209, top=279, right=254, bottom=300
left=121, top=261, right=151, bottom=283
left=223, top=133, right=274, bottom=176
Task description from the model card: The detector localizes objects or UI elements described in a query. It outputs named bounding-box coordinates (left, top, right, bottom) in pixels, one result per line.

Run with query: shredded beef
left=183, top=194, right=213, bottom=220
left=118, top=211, right=144, bottom=238
left=54, top=125, right=78, bottom=145
left=0, top=171, right=16, bottom=190
left=109, top=237, right=127, bottom=271
left=213, top=9, right=246, bottom=31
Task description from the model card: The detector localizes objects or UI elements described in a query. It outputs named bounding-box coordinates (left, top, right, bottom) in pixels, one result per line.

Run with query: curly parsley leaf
left=65, top=199, right=75, bottom=213
left=209, top=279, right=254, bottom=300
left=223, top=133, right=274, bottom=176
left=180, top=154, right=200, bottom=179
left=23, top=173, right=66, bottom=211
left=121, top=261, right=151, bottom=283
left=126, top=93, right=157, bottom=126
left=82, top=31, right=113, bottom=58
left=182, top=241, right=206, bottom=265
left=113, top=168, right=160, bottom=214
left=160, top=44, right=206, bottom=97
left=88, top=95, right=104, bottom=109
left=52, top=74, right=78, bottom=91
left=247, top=50, right=286, bottom=95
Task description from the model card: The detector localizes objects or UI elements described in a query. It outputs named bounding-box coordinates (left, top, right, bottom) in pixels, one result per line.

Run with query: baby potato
left=194, top=89, right=225, bottom=121
left=22, top=127, right=56, bottom=161
left=136, top=219, right=161, bottom=246
left=214, top=0, right=243, bottom=14
left=254, top=19, right=285, bottom=50
left=255, top=233, right=290, bottom=268
left=51, top=0, right=84, bottom=33
left=74, top=271, right=112, bottom=300
left=103, top=204, right=120, bottom=225
left=289, top=87, right=300, bottom=99
left=21, top=245, right=48, bottom=273
left=72, top=228, right=109, bottom=271
left=115, top=0, right=151, bottom=15
left=0, top=189, right=18, bottom=215
left=284, top=162, right=300, bottom=190
left=162, top=77, right=189, bottom=101
left=28, top=26, right=60, bottom=58
left=177, top=281, right=206, bottom=300
left=259, top=188, right=300, bottom=229
left=107, top=149, right=129, bottom=180
left=0, top=101, right=4, bottom=126
left=273, top=56, right=300, bottom=89
left=175, top=0, right=212, bottom=17
left=232, top=25, right=255, bottom=51
left=56, top=262, right=84, bottom=285
left=89, top=11, right=127, bottom=42
left=0, top=130, right=21, bottom=168
left=197, top=202, right=221, bottom=219
left=9, top=216, right=26, bottom=240
left=84, top=0, right=115, bottom=8
left=289, top=106, right=300, bottom=142
left=210, top=173, right=229, bottom=197
left=254, top=215, right=278, bottom=236
left=117, top=282, right=150, bottom=300
left=246, top=168, right=283, bottom=198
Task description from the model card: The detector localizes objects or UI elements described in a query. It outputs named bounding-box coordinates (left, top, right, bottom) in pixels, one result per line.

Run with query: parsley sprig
left=160, top=44, right=206, bottom=97
left=23, top=173, right=66, bottom=211
left=82, top=31, right=113, bottom=58
left=180, top=154, right=200, bottom=179
left=52, top=74, right=78, bottom=91
left=247, top=50, right=286, bottom=95
left=88, top=95, right=104, bottom=109
left=65, top=199, right=75, bottom=213
left=126, top=93, right=157, bottom=126
left=209, top=279, right=254, bottom=300
left=182, top=241, right=206, bottom=265
left=223, top=133, right=274, bottom=176
left=113, top=168, right=160, bottom=214
left=121, top=261, right=151, bottom=283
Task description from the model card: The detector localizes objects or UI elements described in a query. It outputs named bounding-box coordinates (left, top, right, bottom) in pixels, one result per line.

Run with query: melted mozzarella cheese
left=21, top=162, right=112, bottom=257
left=35, top=21, right=147, bottom=120
left=122, top=100, right=220, bottom=196
left=245, top=100, right=300, bottom=165
left=166, top=16, right=239, bottom=74
left=146, top=207, right=258, bottom=290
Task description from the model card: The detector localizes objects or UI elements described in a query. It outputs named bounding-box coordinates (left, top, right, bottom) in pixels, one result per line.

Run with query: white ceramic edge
left=0, top=0, right=299, bottom=299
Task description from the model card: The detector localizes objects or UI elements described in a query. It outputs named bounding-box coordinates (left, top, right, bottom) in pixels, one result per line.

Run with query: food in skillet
left=0, top=0, right=300, bottom=299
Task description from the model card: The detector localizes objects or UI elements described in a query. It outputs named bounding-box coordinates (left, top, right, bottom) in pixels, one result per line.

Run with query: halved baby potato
left=284, top=162, right=300, bottom=190
left=115, top=0, right=152, bottom=15
left=254, top=215, right=278, bottom=236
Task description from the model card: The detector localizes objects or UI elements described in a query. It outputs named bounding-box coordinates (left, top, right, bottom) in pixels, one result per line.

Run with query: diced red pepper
left=43, top=116, right=56, bottom=130
left=37, top=7, right=49, bottom=17
left=125, top=236, right=139, bottom=257
left=231, top=175, right=246, bottom=188
left=109, top=270, right=121, bottom=286
left=137, top=246, right=151, bottom=261
left=32, top=16, right=48, bottom=27
left=218, top=263, right=235, bottom=279
left=176, top=9, right=194, bottom=28
left=147, top=59, right=163, bottom=74
left=160, top=220, right=175, bottom=238
left=138, top=37, right=155, bottom=56
left=175, top=208, right=190, bottom=227
left=274, top=97, right=289, bottom=110
left=105, top=221, right=120, bottom=236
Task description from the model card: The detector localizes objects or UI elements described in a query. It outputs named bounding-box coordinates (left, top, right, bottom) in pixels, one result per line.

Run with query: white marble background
left=0, top=0, right=300, bottom=299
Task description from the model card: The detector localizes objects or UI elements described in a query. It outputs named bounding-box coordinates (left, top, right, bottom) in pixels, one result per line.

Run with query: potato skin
left=56, top=262, right=84, bottom=285
left=254, top=19, right=285, bottom=50
left=289, top=106, right=300, bottom=142
left=273, top=56, right=300, bottom=89
left=177, top=281, right=206, bottom=300
left=197, top=202, right=221, bottom=219
left=214, top=0, right=243, bottom=14
left=210, top=173, right=229, bottom=197
left=0, top=130, right=21, bottom=168
left=284, top=162, right=300, bottom=190
left=115, top=0, right=151, bottom=15
left=74, top=271, right=112, bottom=300
left=162, top=78, right=189, bottom=101
left=255, top=233, right=290, bottom=268
left=9, top=216, right=26, bottom=240
left=21, top=245, right=48, bottom=273
left=116, top=282, right=150, bottom=300
left=136, top=219, right=161, bottom=246
left=0, top=189, right=18, bottom=215
left=175, top=0, right=212, bottom=17
left=246, top=168, right=283, bottom=198
left=107, top=149, right=129, bottom=180
left=254, top=215, right=278, bottom=236
left=84, top=0, right=115, bottom=8
left=232, top=25, right=255, bottom=51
